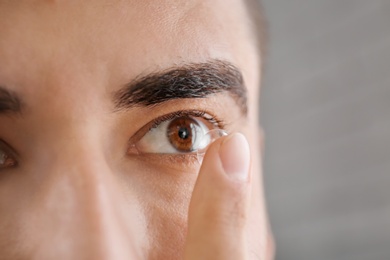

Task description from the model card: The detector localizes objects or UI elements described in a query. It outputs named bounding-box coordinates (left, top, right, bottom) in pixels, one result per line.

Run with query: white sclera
left=196, top=129, right=228, bottom=164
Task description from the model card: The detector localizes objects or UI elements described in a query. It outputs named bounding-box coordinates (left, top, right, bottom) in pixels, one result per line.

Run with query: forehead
left=0, top=0, right=259, bottom=108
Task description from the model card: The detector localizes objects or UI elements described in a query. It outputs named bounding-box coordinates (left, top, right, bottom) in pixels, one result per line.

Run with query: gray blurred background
left=260, top=1, right=390, bottom=259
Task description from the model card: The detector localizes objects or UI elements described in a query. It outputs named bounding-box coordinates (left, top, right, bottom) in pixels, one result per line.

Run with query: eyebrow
left=0, top=87, right=22, bottom=115
left=114, top=60, right=248, bottom=115
left=0, top=60, right=248, bottom=117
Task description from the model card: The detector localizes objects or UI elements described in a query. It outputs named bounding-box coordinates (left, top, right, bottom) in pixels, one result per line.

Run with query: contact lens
left=196, top=129, right=228, bottom=164
left=0, top=152, right=5, bottom=165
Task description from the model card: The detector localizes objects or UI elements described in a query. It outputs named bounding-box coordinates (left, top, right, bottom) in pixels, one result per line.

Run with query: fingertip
left=219, top=133, right=251, bottom=181
left=185, top=133, right=252, bottom=260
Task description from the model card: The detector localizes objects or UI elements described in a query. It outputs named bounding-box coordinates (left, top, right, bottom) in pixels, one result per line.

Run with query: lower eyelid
left=129, top=152, right=200, bottom=170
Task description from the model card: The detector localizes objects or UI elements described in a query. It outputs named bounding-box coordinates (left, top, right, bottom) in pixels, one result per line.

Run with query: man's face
left=0, top=0, right=267, bottom=259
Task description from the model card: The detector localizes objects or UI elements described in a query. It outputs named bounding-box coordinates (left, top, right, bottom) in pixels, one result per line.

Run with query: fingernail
left=219, top=133, right=250, bottom=181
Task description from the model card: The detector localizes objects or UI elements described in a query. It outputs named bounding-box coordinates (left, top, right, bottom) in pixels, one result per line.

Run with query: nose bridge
left=33, top=137, right=142, bottom=259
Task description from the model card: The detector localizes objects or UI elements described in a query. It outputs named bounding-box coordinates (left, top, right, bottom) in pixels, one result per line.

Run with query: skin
left=0, top=0, right=273, bottom=259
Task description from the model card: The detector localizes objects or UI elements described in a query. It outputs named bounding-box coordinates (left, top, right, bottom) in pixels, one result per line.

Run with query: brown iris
left=167, top=117, right=200, bottom=153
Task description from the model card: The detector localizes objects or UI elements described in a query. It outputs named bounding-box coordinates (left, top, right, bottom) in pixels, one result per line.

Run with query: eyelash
left=147, top=110, right=225, bottom=131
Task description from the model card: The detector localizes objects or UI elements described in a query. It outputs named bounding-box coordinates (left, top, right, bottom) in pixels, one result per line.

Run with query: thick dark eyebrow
left=114, top=60, right=248, bottom=115
left=0, top=86, right=22, bottom=115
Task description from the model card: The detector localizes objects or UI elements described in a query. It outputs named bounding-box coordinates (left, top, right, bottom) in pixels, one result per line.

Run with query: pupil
left=167, top=117, right=198, bottom=153
left=178, top=127, right=190, bottom=139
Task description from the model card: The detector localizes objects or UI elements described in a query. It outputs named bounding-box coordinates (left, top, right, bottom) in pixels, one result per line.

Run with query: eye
left=130, top=111, right=224, bottom=155
left=0, top=141, right=17, bottom=170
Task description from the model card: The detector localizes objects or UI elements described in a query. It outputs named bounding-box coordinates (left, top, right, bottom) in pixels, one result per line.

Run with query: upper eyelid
left=150, top=110, right=223, bottom=129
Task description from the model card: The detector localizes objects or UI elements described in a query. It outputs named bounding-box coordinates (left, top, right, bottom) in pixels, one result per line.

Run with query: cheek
left=119, top=162, right=197, bottom=259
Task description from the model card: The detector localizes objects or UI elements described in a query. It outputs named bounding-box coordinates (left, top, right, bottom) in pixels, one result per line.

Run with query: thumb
left=184, top=133, right=252, bottom=260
